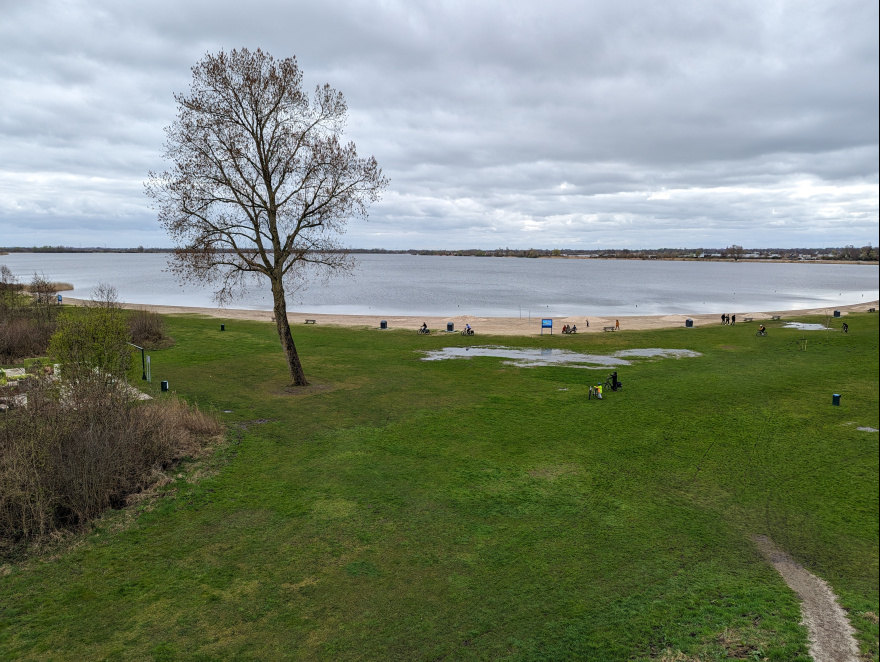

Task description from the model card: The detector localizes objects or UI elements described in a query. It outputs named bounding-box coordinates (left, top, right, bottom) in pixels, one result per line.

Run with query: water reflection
left=420, top=346, right=700, bottom=368
left=782, top=322, right=830, bottom=330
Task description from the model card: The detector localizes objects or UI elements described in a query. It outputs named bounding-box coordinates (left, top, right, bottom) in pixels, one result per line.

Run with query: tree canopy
left=147, top=48, right=387, bottom=385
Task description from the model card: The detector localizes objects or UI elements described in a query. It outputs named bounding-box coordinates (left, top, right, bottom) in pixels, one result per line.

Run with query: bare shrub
left=0, top=266, right=60, bottom=362
left=28, top=274, right=60, bottom=324
left=0, top=265, right=24, bottom=314
left=0, top=318, right=55, bottom=363
left=0, top=375, right=222, bottom=544
left=128, top=309, right=171, bottom=348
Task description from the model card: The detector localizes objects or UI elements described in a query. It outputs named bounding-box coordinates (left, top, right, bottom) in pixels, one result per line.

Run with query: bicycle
left=756, top=329, right=767, bottom=337
left=461, top=328, right=474, bottom=336
left=417, top=327, right=430, bottom=335
left=588, top=385, right=602, bottom=399
left=603, top=372, right=621, bottom=391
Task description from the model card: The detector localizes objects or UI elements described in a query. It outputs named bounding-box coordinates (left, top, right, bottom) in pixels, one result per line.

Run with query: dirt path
left=752, top=535, right=859, bottom=662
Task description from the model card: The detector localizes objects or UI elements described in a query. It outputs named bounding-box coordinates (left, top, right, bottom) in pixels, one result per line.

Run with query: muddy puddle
left=420, top=346, right=700, bottom=369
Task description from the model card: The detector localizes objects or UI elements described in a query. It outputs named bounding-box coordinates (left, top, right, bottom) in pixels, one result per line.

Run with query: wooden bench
left=743, top=317, right=754, bottom=322
left=304, top=319, right=316, bottom=324
left=603, top=326, right=616, bottom=332
left=771, top=315, right=781, bottom=320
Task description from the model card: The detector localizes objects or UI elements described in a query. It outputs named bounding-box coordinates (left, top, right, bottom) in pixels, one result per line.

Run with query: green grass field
left=1, top=312, right=877, bottom=661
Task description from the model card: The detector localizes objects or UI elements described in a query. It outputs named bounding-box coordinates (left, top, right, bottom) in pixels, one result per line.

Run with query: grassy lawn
left=1, top=312, right=877, bottom=660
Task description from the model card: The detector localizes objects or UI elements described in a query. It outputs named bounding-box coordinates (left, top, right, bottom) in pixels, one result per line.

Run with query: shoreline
left=64, top=298, right=879, bottom=336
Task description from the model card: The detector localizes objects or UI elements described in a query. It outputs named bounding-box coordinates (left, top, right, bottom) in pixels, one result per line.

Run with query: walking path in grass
left=752, top=535, right=859, bottom=662
left=61, top=299, right=879, bottom=337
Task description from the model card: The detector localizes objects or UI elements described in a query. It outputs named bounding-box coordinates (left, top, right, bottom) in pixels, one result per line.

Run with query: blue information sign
left=541, top=318, right=553, bottom=334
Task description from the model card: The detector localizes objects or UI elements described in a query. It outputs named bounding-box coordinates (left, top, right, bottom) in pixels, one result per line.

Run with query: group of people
left=562, top=324, right=578, bottom=334
left=419, top=322, right=475, bottom=335
left=720, top=313, right=736, bottom=325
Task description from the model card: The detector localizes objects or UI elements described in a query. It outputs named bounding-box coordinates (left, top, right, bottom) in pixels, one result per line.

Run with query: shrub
left=0, top=317, right=55, bottom=363
left=0, top=375, right=223, bottom=543
left=0, top=266, right=61, bottom=362
left=128, top=309, right=171, bottom=348
left=49, top=305, right=131, bottom=381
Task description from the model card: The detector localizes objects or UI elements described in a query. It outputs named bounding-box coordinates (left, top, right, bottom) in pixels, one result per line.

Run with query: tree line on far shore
left=1, top=244, right=876, bottom=261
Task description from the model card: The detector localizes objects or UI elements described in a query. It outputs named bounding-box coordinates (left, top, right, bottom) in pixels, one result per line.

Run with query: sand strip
left=63, top=299, right=878, bottom=337
left=753, top=535, right=859, bottom=662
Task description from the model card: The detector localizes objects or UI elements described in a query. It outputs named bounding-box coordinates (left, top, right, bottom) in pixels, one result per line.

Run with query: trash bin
left=447, top=322, right=454, bottom=332
left=833, top=310, right=840, bottom=317
left=832, top=393, right=841, bottom=406
left=161, top=381, right=169, bottom=392
left=221, top=324, right=225, bottom=331
left=685, top=319, right=693, bottom=328
left=380, top=320, right=387, bottom=330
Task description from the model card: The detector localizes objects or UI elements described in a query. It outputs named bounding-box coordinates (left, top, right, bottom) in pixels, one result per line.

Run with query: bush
left=49, top=305, right=131, bottom=381
left=128, top=309, right=172, bottom=348
left=0, top=267, right=61, bottom=362
left=0, top=374, right=223, bottom=543
left=0, top=317, right=56, bottom=363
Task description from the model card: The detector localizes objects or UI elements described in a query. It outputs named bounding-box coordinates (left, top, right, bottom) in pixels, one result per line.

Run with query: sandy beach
left=64, top=298, right=878, bottom=336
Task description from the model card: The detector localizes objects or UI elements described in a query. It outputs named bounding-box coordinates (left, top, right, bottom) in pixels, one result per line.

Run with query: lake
left=1, top=253, right=877, bottom=317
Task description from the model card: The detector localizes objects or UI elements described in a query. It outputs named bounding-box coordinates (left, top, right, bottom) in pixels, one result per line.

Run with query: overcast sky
left=1, top=0, right=877, bottom=249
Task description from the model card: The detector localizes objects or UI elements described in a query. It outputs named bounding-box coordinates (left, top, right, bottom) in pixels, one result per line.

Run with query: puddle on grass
left=857, top=427, right=879, bottom=432
left=783, top=322, right=830, bottom=331
left=420, top=346, right=701, bottom=369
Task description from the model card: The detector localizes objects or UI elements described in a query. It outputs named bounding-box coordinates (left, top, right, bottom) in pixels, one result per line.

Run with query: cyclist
left=464, top=323, right=473, bottom=335
left=757, top=325, right=766, bottom=336
left=420, top=322, right=428, bottom=334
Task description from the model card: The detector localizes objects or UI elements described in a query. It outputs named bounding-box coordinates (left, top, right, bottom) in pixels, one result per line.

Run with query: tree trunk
left=271, top=278, right=308, bottom=386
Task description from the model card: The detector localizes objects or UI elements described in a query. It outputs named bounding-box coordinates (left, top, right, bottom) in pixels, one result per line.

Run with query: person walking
left=721, top=314, right=726, bottom=325
left=615, top=319, right=620, bottom=330
left=731, top=314, right=736, bottom=325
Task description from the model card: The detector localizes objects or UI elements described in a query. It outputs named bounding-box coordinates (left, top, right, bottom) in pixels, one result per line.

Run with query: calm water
left=2, top=253, right=877, bottom=317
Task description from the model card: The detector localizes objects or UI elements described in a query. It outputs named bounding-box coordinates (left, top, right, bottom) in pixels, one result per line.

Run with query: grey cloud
left=0, top=0, right=876, bottom=249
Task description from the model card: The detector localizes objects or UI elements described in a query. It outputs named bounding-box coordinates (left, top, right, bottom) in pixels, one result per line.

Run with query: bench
left=304, top=319, right=316, bottom=324
left=743, top=317, right=754, bottom=322
left=603, top=326, right=616, bottom=332
left=771, top=315, right=781, bottom=320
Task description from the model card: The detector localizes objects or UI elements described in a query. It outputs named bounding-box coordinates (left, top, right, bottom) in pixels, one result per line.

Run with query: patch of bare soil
left=752, top=535, right=860, bottom=662
left=279, top=382, right=336, bottom=397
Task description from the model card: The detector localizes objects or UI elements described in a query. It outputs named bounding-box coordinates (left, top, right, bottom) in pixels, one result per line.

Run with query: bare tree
left=146, top=48, right=387, bottom=386
left=726, top=244, right=745, bottom=261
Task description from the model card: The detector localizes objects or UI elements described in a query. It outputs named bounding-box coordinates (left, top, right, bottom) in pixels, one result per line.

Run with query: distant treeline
left=395, top=245, right=878, bottom=261
left=2, top=244, right=876, bottom=261
left=1, top=246, right=168, bottom=254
